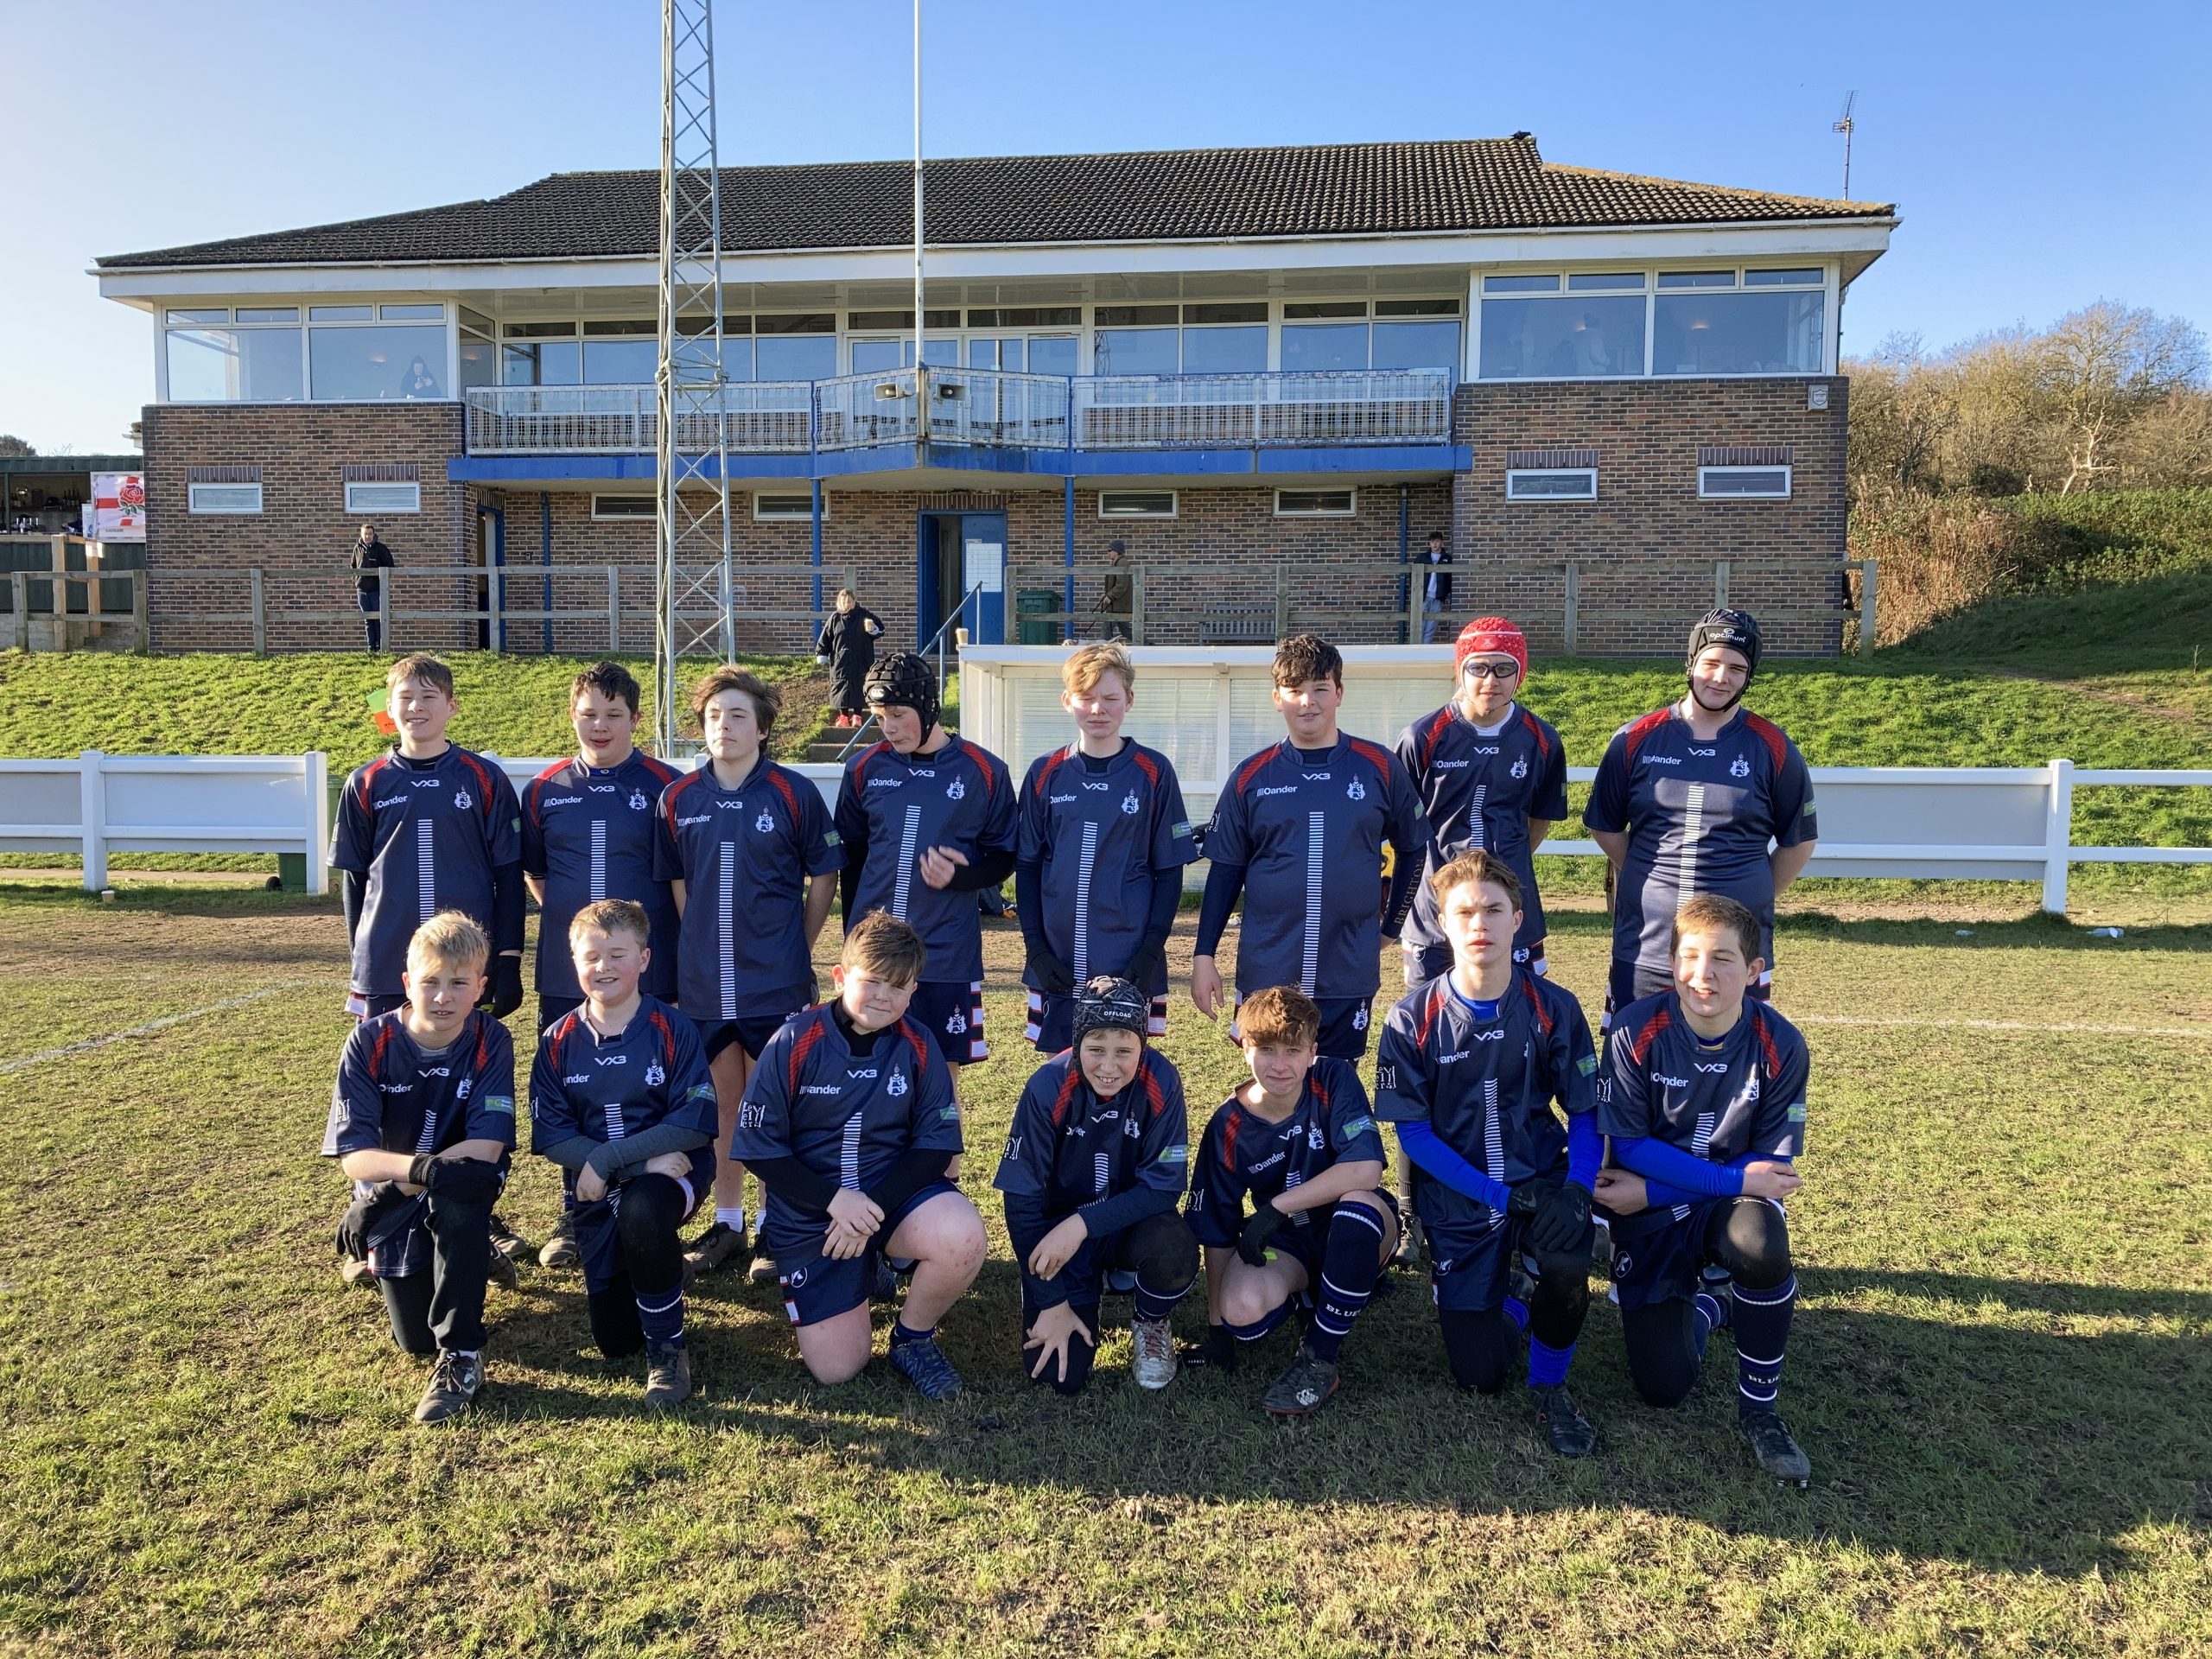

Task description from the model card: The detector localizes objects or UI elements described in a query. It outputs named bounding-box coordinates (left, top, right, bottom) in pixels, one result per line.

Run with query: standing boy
left=834, top=652, right=1017, bottom=1078
left=654, top=666, right=843, bottom=1285
left=322, top=911, right=516, bottom=1424
left=1191, top=633, right=1426, bottom=1059
left=529, top=899, right=718, bottom=1409
left=1583, top=609, right=1819, bottom=1027
left=729, top=911, right=988, bottom=1401
left=994, top=976, right=1198, bottom=1395
left=1594, top=893, right=1815, bottom=1483
left=1014, top=639, right=1199, bottom=1055
left=1185, top=985, right=1398, bottom=1418
left=1373, top=850, right=1605, bottom=1457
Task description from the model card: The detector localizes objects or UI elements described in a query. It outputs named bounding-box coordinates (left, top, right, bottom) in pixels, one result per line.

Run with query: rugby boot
left=1741, top=1409, right=1812, bottom=1485
left=643, top=1341, right=693, bottom=1409
left=414, top=1350, right=483, bottom=1425
left=1130, top=1316, right=1179, bottom=1390
left=487, top=1212, right=531, bottom=1263
left=537, top=1210, right=580, bottom=1270
left=888, top=1332, right=963, bottom=1402
left=1533, top=1382, right=1598, bottom=1458
left=1261, top=1344, right=1340, bottom=1417
left=683, top=1220, right=747, bottom=1282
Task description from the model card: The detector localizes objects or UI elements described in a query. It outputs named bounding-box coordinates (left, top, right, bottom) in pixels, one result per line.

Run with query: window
left=1027, top=336, right=1078, bottom=376
left=591, top=494, right=657, bottom=520
left=308, top=322, right=448, bottom=399
left=308, top=304, right=373, bottom=321
left=1375, top=298, right=1461, bottom=317
left=1653, top=289, right=1823, bottom=376
left=754, top=314, right=836, bottom=381
left=849, top=338, right=957, bottom=372
left=1372, top=319, right=1462, bottom=372
left=1274, top=488, right=1356, bottom=516
left=753, top=493, right=819, bottom=521
left=580, top=319, right=655, bottom=385
left=345, top=480, right=422, bottom=514
left=966, top=306, right=1080, bottom=327
left=379, top=303, right=444, bottom=321
left=188, top=482, right=262, bottom=513
left=1180, top=324, right=1267, bottom=373
left=1505, top=469, right=1598, bottom=500
left=1098, top=490, right=1177, bottom=518
left=162, top=301, right=460, bottom=403
left=1281, top=322, right=1369, bottom=372
left=1699, top=466, right=1792, bottom=499
left=848, top=309, right=960, bottom=331
left=167, top=325, right=303, bottom=401
left=233, top=306, right=299, bottom=323
left=1745, top=269, right=1823, bottom=288
left=166, top=308, right=229, bottom=325
left=1476, top=268, right=1830, bottom=379
left=1094, top=326, right=1179, bottom=375
left=1480, top=286, right=1645, bottom=378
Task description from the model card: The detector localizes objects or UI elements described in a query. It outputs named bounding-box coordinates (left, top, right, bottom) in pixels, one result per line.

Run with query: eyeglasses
left=1459, top=661, right=1520, bottom=680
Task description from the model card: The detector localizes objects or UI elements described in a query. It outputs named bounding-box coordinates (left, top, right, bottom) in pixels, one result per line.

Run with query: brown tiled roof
left=98, top=136, right=1892, bottom=270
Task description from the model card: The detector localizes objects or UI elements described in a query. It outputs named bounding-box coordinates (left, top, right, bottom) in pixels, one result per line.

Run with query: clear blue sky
left=6, top=0, right=2206, bottom=454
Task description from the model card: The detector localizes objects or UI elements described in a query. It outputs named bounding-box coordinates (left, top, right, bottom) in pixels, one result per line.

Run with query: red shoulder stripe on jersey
left=1748, top=1003, right=1783, bottom=1082
left=1414, top=983, right=1448, bottom=1049
left=1627, top=1004, right=1673, bottom=1065
left=639, top=754, right=681, bottom=787
left=895, top=1015, right=936, bottom=1075
left=1138, top=1054, right=1167, bottom=1120
left=1036, top=747, right=1070, bottom=788
left=1233, top=748, right=1276, bottom=798
left=473, top=1014, right=491, bottom=1075
left=368, top=1019, right=393, bottom=1085
left=786, top=1009, right=829, bottom=1092
left=548, top=1010, right=581, bottom=1074
left=1420, top=708, right=1454, bottom=767
left=659, top=769, right=708, bottom=836
left=1220, top=1101, right=1243, bottom=1171
left=768, top=768, right=800, bottom=815
left=531, top=759, right=570, bottom=785
left=1516, top=709, right=1553, bottom=757
left=455, top=750, right=498, bottom=826
left=966, top=739, right=1006, bottom=804
left=849, top=741, right=894, bottom=786
left=353, top=753, right=395, bottom=815
left=1051, top=1064, right=1084, bottom=1131
left=1518, top=971, right=1554, bottom=1037
left=1743, top=712, right=1790, bottom=771
left=1129, top=747, right=1160, bottom=786
left=1308, top=1064, right=1332, bottom=1109
left=648, top=1007, right=677, bottom=1065
left=1620, top=707, right=1674, bottom=767
left=1347, top=737, right=1395, bottom=781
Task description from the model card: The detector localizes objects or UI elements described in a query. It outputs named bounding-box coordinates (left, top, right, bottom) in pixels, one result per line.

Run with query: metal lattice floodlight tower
left=652, top=0, right=737, bottom=753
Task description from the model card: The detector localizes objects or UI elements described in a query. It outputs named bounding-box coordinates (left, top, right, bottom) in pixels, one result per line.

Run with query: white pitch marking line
left=0, top=982, right=317, bottom=1076
left=1797, top=1013, right=2210, bottom=1040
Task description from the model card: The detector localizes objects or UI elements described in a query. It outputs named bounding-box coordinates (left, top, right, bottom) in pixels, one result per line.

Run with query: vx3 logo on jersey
left=588, top=783, right=618, bottom=793
left=1081, top=780, right=1110, bottom=791
left=1688, top=746, right=1718, bottom=757
left=594, top=1054, right=628, bottom=1066
left=1468, top=745, right=1500, bottom=756
left=411, top=778, right=442, bottom=788
left=1694, top=1061, right=1731, bottom=1074
left=846, top=1067, right=879, bottom=1080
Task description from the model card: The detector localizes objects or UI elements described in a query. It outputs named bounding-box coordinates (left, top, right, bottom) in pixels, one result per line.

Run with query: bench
left=1199, top=602, right=1277, bottom=645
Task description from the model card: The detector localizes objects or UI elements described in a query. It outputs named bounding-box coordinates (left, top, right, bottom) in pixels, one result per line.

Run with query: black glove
left=1179, top=1324, right=1242, bottom=1372
left=1506, top=1181, right=1543, bottom=1220
left=334, top=1181, right=414, bottom=1260
left=1120, top=944, right=1166, bottom=995
left=1236, top=1198, right=1282, bottom=1268
left=1028, top=944, right=1075, bottom=996
left=489, top=956, right=524, bottom=1018
left=1527, top=1181, right=1593, bottom=1255
left=408, top=1154, right=504, bottom=1206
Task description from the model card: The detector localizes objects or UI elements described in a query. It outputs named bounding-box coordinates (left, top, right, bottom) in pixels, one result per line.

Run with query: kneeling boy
left=1594, top=893, right=1814, bottom=1483
left=322, top=911, right=517, bottom=1424
left=1186, top=985, right=1399, bottom=1417
left=995, top=976, right=1198, bottom=1395
left=1374, top=851, right=1604, bottom=1457
left=529, top=899, right=718, bottom=1409
left=731, top=911, right=987, bottom=1401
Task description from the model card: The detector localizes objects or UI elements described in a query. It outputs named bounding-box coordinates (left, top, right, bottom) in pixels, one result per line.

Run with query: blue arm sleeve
left=1638, top=1150, right=1788, bottom=1211
left=1398, top=1118, right=1513, bottom=1211
left=1194, top=860, right=1244, bottom=957
left=1611, top=1135, right=1745, bottom=1199
left=1565, top=1111, right=1601, bottom=1191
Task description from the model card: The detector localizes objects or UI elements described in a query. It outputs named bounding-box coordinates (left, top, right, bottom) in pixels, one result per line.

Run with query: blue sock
left=890, top=1319, right=931, bottom=1349
left=1224, top=1303, right=1291, bottom=1344
left=1306, top=1202, right=1387, bottom=1363
left=1528, top=1338, right=1575, bottom=1389
left=635, top=1286, right=685, bottom=1348
left=1693, top=1290, right=1729, bottom=1360
left=1131, top=1275, right=1188, bottom=1324
left=1503, top=1296, right=1530, bottom=1333
left=1731, top=1274, right=1796, bottom=1416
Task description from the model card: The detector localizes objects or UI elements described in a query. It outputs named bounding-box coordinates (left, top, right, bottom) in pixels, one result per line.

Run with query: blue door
left=960, top=511, right=1007, bottom=645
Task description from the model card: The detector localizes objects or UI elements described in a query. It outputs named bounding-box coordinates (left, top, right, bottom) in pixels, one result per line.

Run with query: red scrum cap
left=1454, top=616, right=1528, bottom=680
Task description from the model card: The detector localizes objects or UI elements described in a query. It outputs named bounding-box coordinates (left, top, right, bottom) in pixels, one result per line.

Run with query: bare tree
left=2035, top=302, right=2209, bottom=493
left=0, top=435, right=35, bottom=459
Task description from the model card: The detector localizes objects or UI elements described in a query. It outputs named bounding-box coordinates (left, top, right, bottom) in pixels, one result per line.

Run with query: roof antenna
left=1831, top=92, right=1857, bottom=198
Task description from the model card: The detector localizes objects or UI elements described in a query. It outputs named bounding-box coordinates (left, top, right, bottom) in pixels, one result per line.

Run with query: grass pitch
left=1, top=885, right=2207, bottom=1657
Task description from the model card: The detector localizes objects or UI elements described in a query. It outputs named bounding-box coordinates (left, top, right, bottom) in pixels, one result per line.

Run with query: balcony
left=461, top=366, right=1453, bottom=460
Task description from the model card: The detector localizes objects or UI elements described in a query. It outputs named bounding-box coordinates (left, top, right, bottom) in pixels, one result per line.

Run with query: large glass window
left=1027, top=335, right=1078, bottom=376
left=581, top=320, right=654, bottom=385
left=1281, top=322, right=1369, bottom=372
left=457, top=334, right=495, bottom=391
left=1479, top=295, right=1645, bottom=378
left=166, top=327, right=303, bottom=401
left=1474, top=269, right=1830, bottom=379
left=1372, top=320, right=1462, bottom=372
left=1653, top=289, right=1823, bottom=376
left=308, top=323, right=448, bottom=398
left=1094, top=328, right=1179, bottom=375
left=754, top=315, right=837, bottom=380
left=1181, top=325, right=1267, bottom=373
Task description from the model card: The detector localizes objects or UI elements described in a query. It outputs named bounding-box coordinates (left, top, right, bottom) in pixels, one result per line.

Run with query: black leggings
left=1437, top=1233, right=1593, bottom=1395
left=378, top=1190, right=496, bottom=1356
left=1024, top=1210, right=1199, bottom=1396
left=1622, top=1198, right=1792, bottom=1408
left=583, top=1173, right=690, bottom=1359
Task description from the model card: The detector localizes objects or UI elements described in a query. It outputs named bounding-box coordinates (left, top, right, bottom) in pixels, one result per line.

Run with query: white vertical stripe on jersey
left=588, top=818, right=607, bottom=902
left=1482, top=1077, right=1506, bottom=1186
left=840, top=1110, right=863, bottom=1190
left=1093, top=1149, right=1109, bottom=1197
left=415, top=817, right=435, bottom=922
left=1677, top=783, right=1707, bottom=909
left=1073, top=819, right=1101, bottom=982
left=1467, top=783, right=1489, bottom=850
left=890, top=804, right=923, bottom=919
left=1300, top=810, right=1325, bottom=996
left=716, top=842, right=737, bottom=1020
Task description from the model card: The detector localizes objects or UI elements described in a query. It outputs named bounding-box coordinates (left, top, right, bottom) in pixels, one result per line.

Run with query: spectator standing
left=352, top=523, right=394, bottom=652
left=1095, top=539, right=1134, bottom=642
left=1420, top=531, right=1453, bottom=645
left=815, top=588, right=885, bottom=727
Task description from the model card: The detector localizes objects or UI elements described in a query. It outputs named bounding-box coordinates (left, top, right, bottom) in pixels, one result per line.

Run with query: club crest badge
left=945, top=1009, right=967, bottom=1034
left=645, top=1061, right=664, bottom=1086
left=946, top=778, right=966, bottom=801
left=1346, top=776, right=1366, bottom=802
left=888, top=1070, right=909, bottom=1096
left=452, top=787, right=473, bottom=810
left=1121, top=790, right=1141, bottom=816
left=1308, top=1122, right=1325, bottom=1150
left=455, top=1077, right=472, bottom=1101
left=629, top=790, right=649, bottom=810
left=1731, top=756, right=1751, bottom=778
left=1352, top=1003, right=1369, bottom=1030
left=1510, top=755, right=1529, bottom=779
left=756, top=810, right=775, bottom=834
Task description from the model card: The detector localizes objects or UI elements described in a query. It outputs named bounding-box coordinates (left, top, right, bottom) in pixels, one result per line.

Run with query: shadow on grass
left=1543, top=904, right=2212, bottom=956
left=474, top=1259, right=2212, bottom=1579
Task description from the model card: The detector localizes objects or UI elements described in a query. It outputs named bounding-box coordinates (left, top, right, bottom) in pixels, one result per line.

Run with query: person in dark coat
left=352, top=524, right=395, bottom=652
left=1095, top=540, right=1134, bottom=642
left=816, top=588, right=885, bottom=725
left=1421, top=530, right=1453, bottom=645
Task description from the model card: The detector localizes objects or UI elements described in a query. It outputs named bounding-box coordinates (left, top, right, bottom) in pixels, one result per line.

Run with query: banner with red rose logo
left=92, top=474, right=146, bottom=542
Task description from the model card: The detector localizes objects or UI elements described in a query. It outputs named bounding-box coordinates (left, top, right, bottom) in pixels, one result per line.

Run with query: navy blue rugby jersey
left=1203, top=734, right=1425, bottom=999
left=528, top=996, right=719, bottom=1195
left=652, top=756, right=843, bottom=1020
left=833, top=736, right=1016, bottom=985
left=1396, top=701, right=1569, bottom=957
left=1582, top=705, right=1817, bottom=976
left=728, top=1004, right=965, bottom=1243
left=993, top=1046, right=1189, bottom=1217
left=330, top=746, right=523, bottom=998
left=1598, top=991, right=1808, bottom=1167
left=322, top=1008, right=518, bottom=1162
left=1016, top=741, right=1198, bottom=995
left=1372, top=969, right=1597, bottom=1227
left=1185, top=1058, right=1384, bottom=1245
left=522, top=751, right=683, bottom=1000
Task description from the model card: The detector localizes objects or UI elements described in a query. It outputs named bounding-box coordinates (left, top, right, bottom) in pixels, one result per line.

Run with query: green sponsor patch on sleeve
left=823, top=830, right=841, bottom=846
left=1159, top=1144, right=1188, bottom=1165
left=481, top=1095, right=515, bottom=1116
left=1171, top=821, right=1193, bottom=838
left=687, top=1084, right=716, bottom=1106
left=1576, top=1052, right=1598, bottom=1075
left=1340, top=1116, right=1376, bottom=1142
left=1787, top=1103, right=1808, bottom=1122
left=939, top=1104, right=962, bottom=1123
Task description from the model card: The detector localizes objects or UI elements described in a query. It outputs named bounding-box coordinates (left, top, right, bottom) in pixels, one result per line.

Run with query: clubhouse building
left=93, top=135, right=1895, bottom=656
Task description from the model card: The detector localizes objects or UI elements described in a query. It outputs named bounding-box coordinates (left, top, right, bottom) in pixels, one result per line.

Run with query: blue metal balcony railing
left=461, top=367, right=1452, bottom=458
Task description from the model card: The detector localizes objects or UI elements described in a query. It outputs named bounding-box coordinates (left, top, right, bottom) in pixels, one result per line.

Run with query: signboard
left=92, top=474, right=146, bottom=542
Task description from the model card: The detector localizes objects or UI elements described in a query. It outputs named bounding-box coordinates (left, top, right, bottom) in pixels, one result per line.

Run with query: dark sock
left=1731, top=1273, right=1796, bottom=1416
left=1306, top=1204, right=1386, bottom=1363
left=1503, top=1295, right=1530, bottom=1333
left=1692, top=1288, right=1729, bottom=1360
left=635, top=1285, right=684, bottom=1349
left=1224, top=1303, right=1290, bottom=1344
left=890, top=1319, right=931, bottom=1348
left=1131, top=1275, right=1187, bottom=1324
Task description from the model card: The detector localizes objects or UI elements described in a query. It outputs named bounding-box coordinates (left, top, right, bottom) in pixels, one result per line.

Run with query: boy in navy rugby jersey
left=834, top=653, right=1017, bottom=1080
left=1015, top=640, right=1199, bottom=1054
left=1191, top=633, right=1426, bottom=1060
left=529, top=899, right=718, bottom=1409
left=730, top=911, right=987, bottom=1401
left=654, top=666, right=843, bottom=1285
left=1583, top=609, right=1819, bottom=1028
left=322, top=912, right=516, bottom=1425
left=521, top=661, right=681, bottom=1273
left=1185, top=986, right=1398, bottom=1418
left=1594, top=893, right=1815, bottom=1484
left=1374, top=850, right=1605, bottom=1457
left=994, top=977, right=1198, bottom=1395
